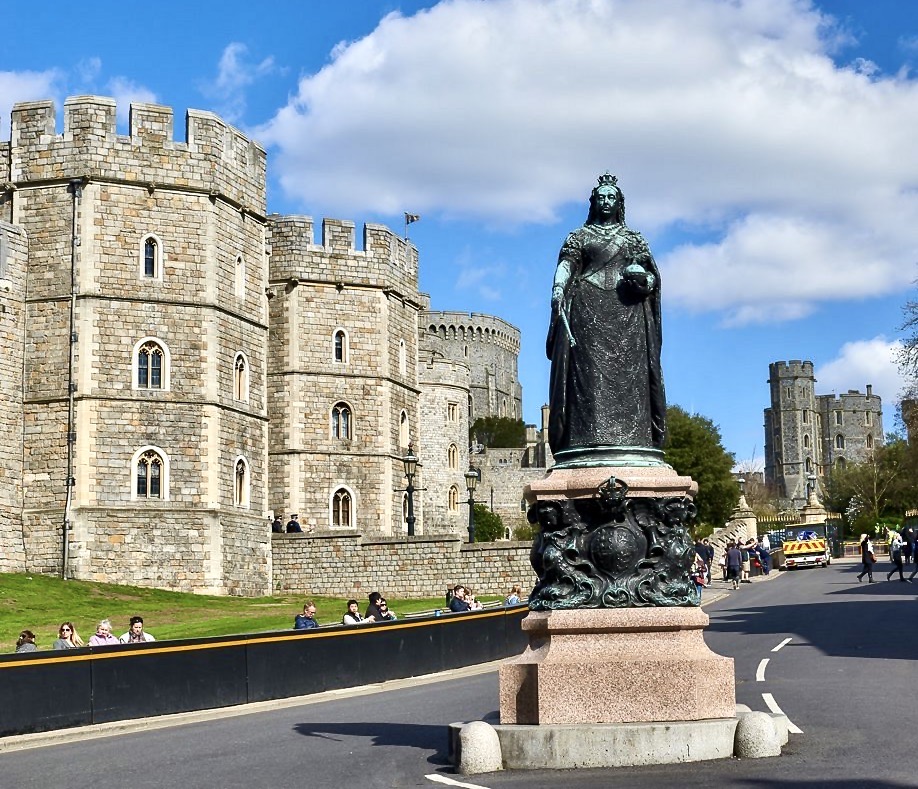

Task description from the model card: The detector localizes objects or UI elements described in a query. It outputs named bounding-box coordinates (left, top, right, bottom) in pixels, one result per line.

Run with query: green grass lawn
left=0, top=573, right=488, bottom=653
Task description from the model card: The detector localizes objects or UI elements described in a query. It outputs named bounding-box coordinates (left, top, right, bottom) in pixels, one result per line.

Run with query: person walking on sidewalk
left=857, top=533, right=876, bottom=583
left=887, top=531, right=907, bottom=582
left=726, top=542, right=742, bottom=590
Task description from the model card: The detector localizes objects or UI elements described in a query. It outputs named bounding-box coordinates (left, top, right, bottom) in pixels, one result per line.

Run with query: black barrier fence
left=0, top=605, right=528, bottom=737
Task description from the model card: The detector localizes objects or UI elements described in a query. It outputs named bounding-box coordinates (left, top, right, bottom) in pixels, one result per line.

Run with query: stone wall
left=0, top=222, right=26, bottom=571
left=271, top=532, right=535, bottom=600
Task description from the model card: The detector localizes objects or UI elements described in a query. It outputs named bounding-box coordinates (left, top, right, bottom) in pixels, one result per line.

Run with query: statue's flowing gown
left=547, top=223, right=665, bottom=455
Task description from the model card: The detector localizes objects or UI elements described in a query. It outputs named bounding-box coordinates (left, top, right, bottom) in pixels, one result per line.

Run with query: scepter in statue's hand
left=552, top=285, right=577, bottom=348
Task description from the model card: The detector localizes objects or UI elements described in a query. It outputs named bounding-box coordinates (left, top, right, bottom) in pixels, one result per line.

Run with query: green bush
left=472, top=503, right=504, bottom=542
left=512, top=523, right=537, bottom=541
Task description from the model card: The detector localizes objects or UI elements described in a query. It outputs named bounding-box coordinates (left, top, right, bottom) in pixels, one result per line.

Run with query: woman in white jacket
left=887, top=532, right=906, bottom=582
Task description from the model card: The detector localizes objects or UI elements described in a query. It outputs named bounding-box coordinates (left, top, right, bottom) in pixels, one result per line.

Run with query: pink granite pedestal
left=502, top=463, right=735, bottom=726
left=499, top=607, right=735, bottom=725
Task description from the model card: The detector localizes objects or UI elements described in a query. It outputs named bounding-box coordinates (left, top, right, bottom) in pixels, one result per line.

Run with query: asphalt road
left=2, top=559, right=917, bottom=789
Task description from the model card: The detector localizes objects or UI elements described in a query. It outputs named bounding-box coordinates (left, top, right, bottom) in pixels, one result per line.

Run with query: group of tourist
left=721, top=537, right=771, bottom=590
left=858, top=530, right=918, bottom=583
left=291, top=591, right=400, bottom=629
left=691, top=536, right=772, bottom=594
left=13, top=616, right=155, bottom=653
left=291, top=584, right=523, bottom=629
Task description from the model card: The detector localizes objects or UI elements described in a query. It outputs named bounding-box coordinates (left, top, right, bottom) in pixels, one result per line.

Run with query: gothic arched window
left=332, top=487, right=353, bottom=527
left=332, top=402, right=352, bottom=439
left=133, top=448, right=168, bottom=500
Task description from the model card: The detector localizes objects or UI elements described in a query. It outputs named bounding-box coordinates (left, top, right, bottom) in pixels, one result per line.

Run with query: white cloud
left=200, top=43, right=278, bottom=123
left=255, top=0, right=918, bottom=323
left=0, top=69, right=63, bottom=135
left=106, top=77, right=158, bottom=126
left=815, top=338, right=907, bottom=407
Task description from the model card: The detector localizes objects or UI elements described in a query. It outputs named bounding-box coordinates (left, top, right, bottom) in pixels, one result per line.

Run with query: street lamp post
left=806, top=472, right=817, bottom=502
left=465, top=465, right=481, bottom=543
left=402, top=443, right=418, bottom=537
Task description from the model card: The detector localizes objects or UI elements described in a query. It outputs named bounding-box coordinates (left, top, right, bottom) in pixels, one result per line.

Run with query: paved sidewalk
left=699, top=564, right=782, bottom=607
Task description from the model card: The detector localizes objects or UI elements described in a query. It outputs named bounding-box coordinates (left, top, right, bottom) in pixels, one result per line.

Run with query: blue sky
left=3, top=0, right=917, bottom=468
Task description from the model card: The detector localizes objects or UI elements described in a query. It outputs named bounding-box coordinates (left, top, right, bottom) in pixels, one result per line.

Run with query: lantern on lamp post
left=465, top=465, right=481, bottom=543
left=401, top=443, right=418, bottom=537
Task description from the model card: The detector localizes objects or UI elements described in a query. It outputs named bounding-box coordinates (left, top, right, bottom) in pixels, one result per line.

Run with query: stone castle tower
left=266, top=216, right=424, bottom=535
left=764, top=360, right=883, bottom=506
left=420, top=311, right=523, bottom=425
left=0, top=96, right=271, bottom=594
left=0, top=95, right=528, bottom=592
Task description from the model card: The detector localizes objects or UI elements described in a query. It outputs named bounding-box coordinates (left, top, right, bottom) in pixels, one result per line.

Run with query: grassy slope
left=0, top=573, right=481, bottom=653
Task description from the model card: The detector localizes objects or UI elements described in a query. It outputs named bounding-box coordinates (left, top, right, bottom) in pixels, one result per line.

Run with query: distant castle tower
left=764, top=360, right=883, bottom=506
left=419, top=311, right=522, bottom=425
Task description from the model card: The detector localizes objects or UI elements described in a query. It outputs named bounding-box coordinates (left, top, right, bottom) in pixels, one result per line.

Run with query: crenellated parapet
left=422, top=310, right=521, bottom=354
left=5, top=96, right=266, bottom=216
left=267, top=215, right=419, bottom=301
left=768, top=360, right=814, bottom=381
left=418, top=352, right=471, bottom=390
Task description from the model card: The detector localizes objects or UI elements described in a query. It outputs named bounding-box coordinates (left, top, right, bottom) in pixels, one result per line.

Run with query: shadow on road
left=705, top=564, right=917, bottom=661
left=291, top=717, right=497, bottom=765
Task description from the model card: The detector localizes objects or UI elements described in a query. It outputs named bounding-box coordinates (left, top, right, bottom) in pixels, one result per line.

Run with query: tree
left=823, top=439, right=918, bottom=536
left=663, top=405, right=739, bottom=528
left=470, top=416, right=526, bottom=448
left=471, top=503, right=504, bottom=542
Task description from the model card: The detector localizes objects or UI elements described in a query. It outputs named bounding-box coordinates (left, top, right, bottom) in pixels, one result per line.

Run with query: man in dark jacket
left=294, top=602, right=318, bottom=629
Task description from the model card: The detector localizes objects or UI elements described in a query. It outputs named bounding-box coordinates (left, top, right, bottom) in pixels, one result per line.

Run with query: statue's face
left=593, top=186, right=619, bottom=217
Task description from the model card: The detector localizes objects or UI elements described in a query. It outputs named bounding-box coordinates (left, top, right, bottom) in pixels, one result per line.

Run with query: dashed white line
left=756, top=657, right=769, bottom=682
left=772, top=637, right=792, bottom=652
left=426, top=774, right=492, bottom=789
left=762, top=692, right=803, bottom=734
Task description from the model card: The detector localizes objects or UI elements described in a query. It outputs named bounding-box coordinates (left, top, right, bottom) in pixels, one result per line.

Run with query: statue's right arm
left=551, top=233, right=580, bottom=309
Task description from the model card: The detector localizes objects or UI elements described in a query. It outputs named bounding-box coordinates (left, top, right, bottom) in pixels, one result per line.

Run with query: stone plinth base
left=448, top=709, right=789, bottom=772
left=500, top=608, right=734, bottom=725
left=525, top=463, right=697, bottom=502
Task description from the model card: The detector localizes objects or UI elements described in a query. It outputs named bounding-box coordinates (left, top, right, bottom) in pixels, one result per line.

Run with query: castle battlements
left=419, top=352, right=471, bottom=390
left=267, top=214, right=419, bottom=299
left=422, top=310, right=521, bottom=354
left=768, top=360, right=814, bottom=380
left=4, top=96, right=266, bottom=216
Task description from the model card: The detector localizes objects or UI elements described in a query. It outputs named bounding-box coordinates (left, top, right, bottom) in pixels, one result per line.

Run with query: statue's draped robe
left=547, top=223, right=665, bottom=455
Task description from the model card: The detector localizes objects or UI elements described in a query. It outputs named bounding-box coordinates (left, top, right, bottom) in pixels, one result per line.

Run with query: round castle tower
left=419, top=311, right=522, bottom=426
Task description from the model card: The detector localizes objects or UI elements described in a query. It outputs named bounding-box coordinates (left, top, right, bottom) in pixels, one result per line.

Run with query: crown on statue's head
left=596, top=172, right=618, bottom=188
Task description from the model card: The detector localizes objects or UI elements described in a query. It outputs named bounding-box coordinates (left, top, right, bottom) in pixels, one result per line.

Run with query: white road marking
left=756, top=658, right=769, bottom=682
left=762, top=692, right=803, bottom=734
left=772, top=637, right=792, bottom=652
left=426, top=774, right=492, bottom=789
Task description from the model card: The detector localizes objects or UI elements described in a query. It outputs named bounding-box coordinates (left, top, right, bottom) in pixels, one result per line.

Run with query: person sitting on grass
left=342, top=599, right=374, bottom=625
left=119, top=615, right=156, bottom=643
left=89, top=619, right=120, bottom=646
left=376, top=598, right=397, bottom=621
left=365, top=591, right=385, bottom=621
left=15, top=630, right=37, bottom=653
left=53, top=622, right=84, bottom=649
left=294, top=602, right=319, bottom=629
left=449, top=585, right=475, bottom=613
